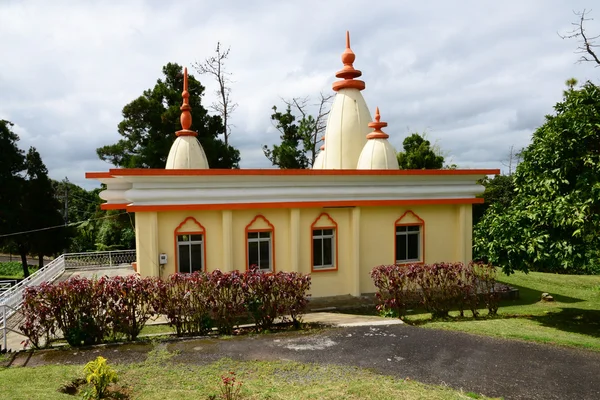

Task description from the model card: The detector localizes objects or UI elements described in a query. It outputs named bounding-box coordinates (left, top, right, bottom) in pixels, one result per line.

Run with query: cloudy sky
left=1, top=0, right=598, bottom=189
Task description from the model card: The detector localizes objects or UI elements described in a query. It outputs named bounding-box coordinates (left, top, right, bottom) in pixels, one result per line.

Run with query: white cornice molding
left=98, top=174, right=487, bottom=207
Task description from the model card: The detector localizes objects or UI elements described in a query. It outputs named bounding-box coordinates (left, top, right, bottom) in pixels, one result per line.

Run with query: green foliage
left=472, top=174, right=516, bottom=226
left=83, top=356, right=118, bottom=399
left=263, top=105, right=310, bottom=169
left=97, top=63, right=240, bottom=169
left=0, top=262, right=37, bottom=278
left=95, top=210, right=135, bottom=251
left=52, top=179, right=104, bottom=252
left=397, top=133, right=445, bottom=169
left=0, top=121, right=73, bottom=275
left=474, top=82, right=600, bottom=274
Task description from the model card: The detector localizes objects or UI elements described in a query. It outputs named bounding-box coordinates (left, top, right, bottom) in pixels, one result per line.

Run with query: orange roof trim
left=92, top=168, right=499, bottom=178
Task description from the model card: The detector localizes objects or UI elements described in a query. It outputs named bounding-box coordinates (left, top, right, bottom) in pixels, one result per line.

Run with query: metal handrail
left=64, top=249, right=136, bottom=269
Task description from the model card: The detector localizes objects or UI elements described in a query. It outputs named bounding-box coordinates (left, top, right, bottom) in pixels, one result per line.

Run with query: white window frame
left=395, top=225, right=421, bottom=264
left=177, top=233, right=204, bottom=273
left=312, top=228, right=335, bottom=270
left=247, top=231, right=272, bottom=271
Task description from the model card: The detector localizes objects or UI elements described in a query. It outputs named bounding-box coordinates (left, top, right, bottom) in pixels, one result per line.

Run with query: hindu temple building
left=87, top=32, right=497, bottom=298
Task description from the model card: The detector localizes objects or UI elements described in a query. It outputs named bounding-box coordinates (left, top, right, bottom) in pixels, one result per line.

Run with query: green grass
left=404, top=270, right=600, bottom=351
left=0, top=350, right=498, bottom=400
left=0, top=261, right=38, bottom=279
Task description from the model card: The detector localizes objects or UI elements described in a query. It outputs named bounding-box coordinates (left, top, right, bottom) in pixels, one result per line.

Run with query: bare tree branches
left=559, top=9, right=600, bottom=67
left=283, top=92, right=333, bottom=166
left=194, top=42, right=238, bottom=145
left=500, top=145, right=522, bottom=175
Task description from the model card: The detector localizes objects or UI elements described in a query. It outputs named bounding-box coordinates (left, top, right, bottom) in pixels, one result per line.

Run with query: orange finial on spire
left=332, top=31, right=365, bottom=91
left=176, top=67, right=197, bottom=137
left=366, top=107, right=390, bottom=139
left=319, top=136, right=326, bottom=150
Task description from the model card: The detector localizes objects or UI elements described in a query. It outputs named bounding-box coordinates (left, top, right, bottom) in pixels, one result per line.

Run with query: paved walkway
left=5, top=322, right=600, bottom=399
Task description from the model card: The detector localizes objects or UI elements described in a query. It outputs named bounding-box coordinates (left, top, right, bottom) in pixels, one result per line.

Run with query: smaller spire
left=366, top=107, right=390, bottom=139
left=176, top=67, right=197, bottom=137
left=332, top=31, right=366, bottom=91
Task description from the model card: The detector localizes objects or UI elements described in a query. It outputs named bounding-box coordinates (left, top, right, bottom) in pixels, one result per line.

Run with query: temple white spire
left=165, top=67, right=209, bottom=169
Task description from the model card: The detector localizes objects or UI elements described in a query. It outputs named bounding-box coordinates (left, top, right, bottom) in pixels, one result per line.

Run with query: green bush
left=83, top=356, right=118, bottom=399
left=0, top=261, right=38, bottom=278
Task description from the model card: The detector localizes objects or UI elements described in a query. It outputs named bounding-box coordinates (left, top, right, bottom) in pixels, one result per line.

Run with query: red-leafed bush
left=20, top=283, right=58, bottom=349
left=20, top=268, right=313, bottom=347
left=243, top=268, right=285, bottom=331
left=105, top=275, right=163, bottom=341
left=20, top=276, right=111, bottom=347
left=158, top=272, right=214, bottom=336
left=243, top=268, right=312, bottom=331
left=370, top=264, right=420, bottom=318
left=371, top=261, right=500, bottom=319
left=416, top=263, right=465, bottom=318
left=208, top=270, right=246, bottom=335
left=471, top=261, right=499, bottom=315
left=279, top=272, right=311, bottom=328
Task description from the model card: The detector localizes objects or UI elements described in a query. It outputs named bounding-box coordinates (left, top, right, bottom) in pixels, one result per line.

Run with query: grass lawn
left=404, top=270, right=600, bottom=351
left=0, top=261, right=38, bottom=280
left=0, top=350, right=496, bottom=400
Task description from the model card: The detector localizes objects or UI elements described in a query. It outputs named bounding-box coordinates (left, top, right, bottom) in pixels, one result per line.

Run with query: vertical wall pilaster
left=135, top=212, right=159, bottom=278
left=458, top=204, right=473, bottom=265
left=222, top=210, right=233, bottom=271
left=290, top=208, right=300, bottom=273
left=351, top=207, right=361, bottom=297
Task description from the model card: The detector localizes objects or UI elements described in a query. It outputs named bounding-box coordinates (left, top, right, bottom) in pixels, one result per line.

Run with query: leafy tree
left=0, top=120, right=26, bottom=265
left=53, top=179, right=104, bottom=252
left=263, top=94, right=332, bottom=169
left=263, top=105, right=308, bottom=169
left=397, top=133, right=445, bottom=169
left=97, top=63, right=240, bottom=169
left=474, top=81, right=600, bottom=274
left=472, top=174, right=516, bottom=226
left=21, top=148, right=74, bottom=269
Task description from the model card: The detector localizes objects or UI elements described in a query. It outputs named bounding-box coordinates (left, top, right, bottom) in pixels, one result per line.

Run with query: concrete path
left=6, top=323, right=600, bottom=399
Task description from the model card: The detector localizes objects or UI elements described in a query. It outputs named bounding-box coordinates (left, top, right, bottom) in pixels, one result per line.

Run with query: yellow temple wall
left=133, top=203, right=473, bottom=298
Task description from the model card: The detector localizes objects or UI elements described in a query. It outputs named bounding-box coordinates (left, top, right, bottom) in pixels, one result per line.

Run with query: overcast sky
left=1, top=0, right=598, bottom=189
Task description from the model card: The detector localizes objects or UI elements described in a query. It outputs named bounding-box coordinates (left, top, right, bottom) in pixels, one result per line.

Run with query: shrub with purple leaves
left=208, top=270, right=246, bottom=335
left=20, top=276, right=111, bottom=347
left=243, top=268, right=289, bottom=331
left=371, top=262, right=497, bottom=320
left=278, top=272, right=311, bottom=328
left=105, top=275, right=163, bottom=341
left=158, top=272, right=213, bottom=336
left=20, top=283, right=58, bottom=349
left=370, top=264, right=421, bottom=318
left=471, top=261, right=499, bottom=315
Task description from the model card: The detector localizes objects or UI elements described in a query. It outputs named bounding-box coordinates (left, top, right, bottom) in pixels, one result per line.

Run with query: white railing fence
left=64, top=249, right=136, bottom=270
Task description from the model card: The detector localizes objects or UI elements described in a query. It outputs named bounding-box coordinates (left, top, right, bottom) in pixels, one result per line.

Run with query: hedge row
left=20, top=269, right=311, bottom=348
left=370, top=261, right=500, bottom=319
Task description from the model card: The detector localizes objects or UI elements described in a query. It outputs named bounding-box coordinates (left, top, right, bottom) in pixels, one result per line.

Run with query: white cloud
left=0, top=0, right=598, bottom=188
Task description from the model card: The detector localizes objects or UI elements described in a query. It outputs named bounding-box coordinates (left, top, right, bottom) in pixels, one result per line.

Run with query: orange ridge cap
left=366, top=107, right=389, bottom=139
left=332, top=31, right=365, bottom=92
left=178, top=67, right=197, bottom=137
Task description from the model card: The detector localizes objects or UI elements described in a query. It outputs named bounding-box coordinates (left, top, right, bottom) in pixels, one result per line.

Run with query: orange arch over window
left=244, top=214, right=276, bottom=271
left=394, top=210, right=425, bottom=265
left=174, top=216, right=207, bottom=274
left=310, top=213, right=339, bottom=272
